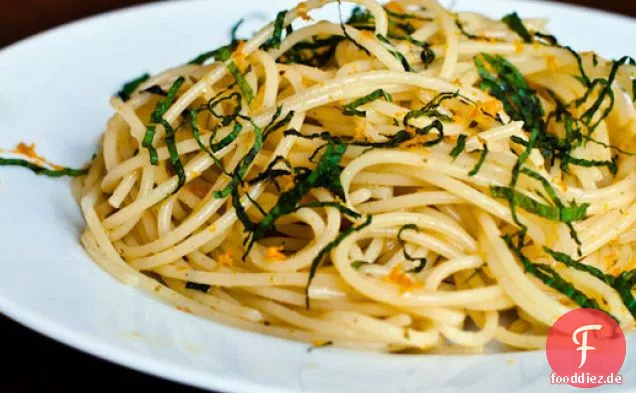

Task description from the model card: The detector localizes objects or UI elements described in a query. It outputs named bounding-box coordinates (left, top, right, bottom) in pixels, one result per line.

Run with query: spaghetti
left=4, top=0, right=636, bottom=353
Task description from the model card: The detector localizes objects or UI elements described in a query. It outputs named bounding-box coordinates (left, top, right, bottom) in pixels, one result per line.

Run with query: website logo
left=546, top=308, right=626, bottom=388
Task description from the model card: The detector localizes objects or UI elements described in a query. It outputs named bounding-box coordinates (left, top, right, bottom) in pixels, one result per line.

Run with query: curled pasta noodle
left=22, top=0, right=632, bottom=353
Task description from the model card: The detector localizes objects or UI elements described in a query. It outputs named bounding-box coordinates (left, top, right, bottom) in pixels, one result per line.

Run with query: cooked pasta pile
left=15, top=0, right=635, bottom=352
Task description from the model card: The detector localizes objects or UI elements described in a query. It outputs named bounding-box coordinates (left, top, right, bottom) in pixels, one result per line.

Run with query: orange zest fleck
left=353, top=120, right=366, bottom=140
left=217, top=250, right=234, bottom=267
left=481, top=98, right=503, bottom=117
left=385, top=1, right=405, bottom=13
left=187, top=181, right=209, bottom=198
left=361, top=30, right=375, bottom=39
left=297, top=2, right=312, bottom=21
left=384, top=265, right=422, bottom=293
left=266, top=246, right=287, bottom=262
left=312, top=339, right=332, bottom=347
left=10, top=142, right=64, bottom=170
left=399, top=134, right=437, bottom=149
left=234, top=40, right=247, bottom=62
left=280, top=175, right=295, bottom=192
left=544, top=55, right=559, bottom=71
left=176, top=306, right=192, bottom=314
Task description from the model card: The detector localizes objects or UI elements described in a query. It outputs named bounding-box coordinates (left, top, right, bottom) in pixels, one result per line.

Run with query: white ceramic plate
left=0, top=1, right=634, bottom=392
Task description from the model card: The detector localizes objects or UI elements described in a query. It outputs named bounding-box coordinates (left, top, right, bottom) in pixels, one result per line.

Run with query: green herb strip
left=376, top=34, right=413, bottom=72
left=397, top=224, right=428, bottom=272
left=490, top=186, right=588, bottom=223
left=116, top=73, right=150, bottom=101
left=544, top=247, right=636, bottom=318
left=503, top=235, right=607, bottom=314
left=343, top=89, right=393, bottom=117
left=261, top=10, right=288, bottom=50
left=142, top=77, right=186, bottom=165
left=450, top=134, right=467, bottom=160
left=468, top=145, right=489, bottom=176
left=337, top=0, right=371, bottom=55
left=0, top=158, right=88, bottom=177
left=185, top=282, right=211, bottom=293
left=306, top=215, right=372, bottom=308
left=501, top=12, right=532, bottom=43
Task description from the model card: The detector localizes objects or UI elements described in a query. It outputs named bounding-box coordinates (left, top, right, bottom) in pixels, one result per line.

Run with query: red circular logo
left=546, top=308, right=626, bottom=388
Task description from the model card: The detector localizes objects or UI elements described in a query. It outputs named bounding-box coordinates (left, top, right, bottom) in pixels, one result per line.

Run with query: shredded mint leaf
left=0, top=158, right=87, bottom=177
left=142, top=85, right=168, bottom=97
left=404, top=91, right=470, bottom=125
left=189, top=108, right=230, bottom=175
left=280, top=36, right=344, bottom=66
left=214, top=47, right=255, bottom=104
left=397, top=224, right=428, bottom=271
left=468, top=145, right=488, bottom=176
left=450, top=134, right=467, bottom=160
left=207, top=91, right=244, bottom=127
left=544, top=247, right=636, bottom=318
left=343, top=89, right=393, bottom=117
left=455, top=19, right=498, bottom=41
left=490, top=186, right=589, bottom=223
left=186, top=282, right=211, bottom=293
left=351, top=261, right=370, bottom=270
left=142, top=77, right=185, bottom=165
left=502, top=12, right=532, bottom=43
left=213, top=120, right=263, bottom=199
left=116, top=73, right=150, bottom=101
left=230, top=19, right=245, bottom=44
left=503, top=235, right=610, bottom=315
left=161, top=118, right=186, bottom=193
left=261, top=10, right=288, bottom=50
left=306, top=215, right=372, bottom=308
left=337, top=0, right=370, bottom=55
left=376, top=34, right=413, bottom=72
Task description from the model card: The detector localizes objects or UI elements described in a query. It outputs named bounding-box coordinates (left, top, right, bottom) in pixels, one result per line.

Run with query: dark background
left=1, top=1, right=634, bottom=392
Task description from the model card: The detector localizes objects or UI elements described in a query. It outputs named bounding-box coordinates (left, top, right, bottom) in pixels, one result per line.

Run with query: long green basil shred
left=455, top=19, right=498, bottom=41
left=161, top=118, right=186, bottom=193
left=142, top=77, right=186, bottom=165
left=491, top=186, right=588, bottom=223
left=468, top=145, right=489, bottom=176
left=213, top=47, right=255, bottom=104
left=185, top=282, right=211, bottom=293
left=450, top=134, right=467, bottom=160
left=575, top=56, right=635, bottom=132
left=240, top=139, right=349, bottom=256
left=337, top=0, right=370, bottom=55
left=116, top=73, right=150, bottom=101
left=519, top=167, right=583, bottom=248
left=503, top=235, right=607, bottom=314
left=213, top=121, right=263, bottom=199
left=230, top=18, right=245, bottom=44
left=501, top=12, right=532, bottom=43
left=0, top=158, right=88, bottom=177
left=281, top=36, right=344, bottom=66
left=397, top=224, right=428, bottom=272
left=543, top=247, right=636, bottom=318
left=189, top=108, right=230, bottom=175
left=306, top=215, right=372, bottom=308
left=351, top=261, right=370, bottom=270
left=404, top=91, right=469, bottom=124
left=376, top=34, right=413, bottom=72
left=188, top=44, right=235, bottom=65
left=342, top=89, right=393, bottom=117
left=285, top=118, right=445, bottom=152
left=261, top=10, right=288, bottom=50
